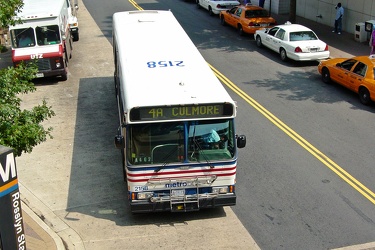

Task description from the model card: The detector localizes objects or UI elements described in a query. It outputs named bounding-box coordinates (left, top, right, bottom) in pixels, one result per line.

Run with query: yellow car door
left=226, top=7, right=239, bottom=27
left=332, top=59, right=357, bottom=88
left=349, top=61, right=367, bottom=92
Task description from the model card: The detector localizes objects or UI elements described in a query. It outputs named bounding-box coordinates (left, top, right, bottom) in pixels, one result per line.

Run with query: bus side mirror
left=114, top=135, right=124, bottom=149
left=236, top=135, right=246, bottom=148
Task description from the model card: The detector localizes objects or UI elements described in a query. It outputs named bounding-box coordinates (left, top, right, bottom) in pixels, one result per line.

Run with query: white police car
left=196, top=0, right=240, bottom=16
left=254, top=22, right=330, bottom=61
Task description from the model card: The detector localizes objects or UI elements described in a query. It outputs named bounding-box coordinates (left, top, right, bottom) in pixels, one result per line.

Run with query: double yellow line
left=209, top=63, right=375, bottom=205
left=129, top=0, right=143, bottom=10
left=128, top=0, right=375, bottom=205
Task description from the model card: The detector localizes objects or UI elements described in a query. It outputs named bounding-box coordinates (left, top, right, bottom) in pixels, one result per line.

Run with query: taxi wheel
left=280, top=48, right=288, bottom=61
left=321, top=68, right=331, bottom=83
left=220, top=16, right=226, bottom=26
left=256, top=36, right=262, bottom=47
left=238, top=25, right=244, bottom=36
left=359, top=87, right=371, bottom=105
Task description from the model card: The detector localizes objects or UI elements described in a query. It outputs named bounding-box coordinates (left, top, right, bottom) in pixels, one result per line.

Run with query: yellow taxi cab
left=219, top=4, right=276, bottom=35
left=318, top=55, right=375, bottom=105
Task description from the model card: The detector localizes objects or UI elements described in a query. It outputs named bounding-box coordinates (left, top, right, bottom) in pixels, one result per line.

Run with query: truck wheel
left=60, top=71, right=68, bottom=81
left=73, top=33, right=79, bottom=42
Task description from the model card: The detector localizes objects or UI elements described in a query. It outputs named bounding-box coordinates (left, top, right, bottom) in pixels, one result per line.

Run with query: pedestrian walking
left=332, top=3, right=344, bottom=34
left=369, top=28, right=375, bottom=55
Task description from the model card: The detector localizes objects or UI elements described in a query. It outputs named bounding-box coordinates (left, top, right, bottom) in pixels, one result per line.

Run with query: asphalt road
left=12, top=0, right=375, bottom=249
left=15, top=0, right=259, bottom=249
left=80, top=0, right=375, bottom=249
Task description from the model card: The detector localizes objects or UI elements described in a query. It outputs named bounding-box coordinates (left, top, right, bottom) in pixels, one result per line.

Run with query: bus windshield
left=128, top=119, right=235, bottom=165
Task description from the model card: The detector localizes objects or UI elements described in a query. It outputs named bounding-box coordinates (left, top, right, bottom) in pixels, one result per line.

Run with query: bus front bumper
left=130, top=194, right=236, bottom=213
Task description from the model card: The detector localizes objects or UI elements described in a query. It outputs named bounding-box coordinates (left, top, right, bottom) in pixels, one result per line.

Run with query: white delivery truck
left=9, top=0, right=79, bottom=81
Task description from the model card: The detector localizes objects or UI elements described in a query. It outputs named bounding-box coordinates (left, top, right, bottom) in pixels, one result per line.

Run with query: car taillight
left=295, top=47, right=302, bottom=53
left=324, top=45, right=329, bottom=51
left=11, top=49, right=16, bottom=62
left=217, top=4, right=222, bottom=8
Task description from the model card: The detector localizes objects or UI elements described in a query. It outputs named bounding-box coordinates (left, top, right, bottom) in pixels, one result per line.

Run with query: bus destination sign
left=130, top=103, right=234, bottom=121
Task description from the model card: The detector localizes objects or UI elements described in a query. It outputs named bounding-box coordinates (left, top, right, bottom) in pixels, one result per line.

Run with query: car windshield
left=289, top=31, right=318, bottom=41
left=245, top=9, right=269, bottom=18
left=127, top=120, right=235, bottom=165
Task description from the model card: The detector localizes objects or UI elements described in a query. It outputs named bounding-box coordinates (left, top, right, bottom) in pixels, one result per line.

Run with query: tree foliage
left=0, top=63, right=55, bottom=156
left=0, top=1, right=55, bottom=156
left=0, top=0, right=23, bottom=27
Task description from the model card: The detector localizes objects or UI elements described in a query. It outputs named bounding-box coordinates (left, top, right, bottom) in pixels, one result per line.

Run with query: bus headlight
left=56, top=62, right=62, bottom=68
left=212, top=186, right=229, bottom=194
left=137, top=192, right=153, bottom=200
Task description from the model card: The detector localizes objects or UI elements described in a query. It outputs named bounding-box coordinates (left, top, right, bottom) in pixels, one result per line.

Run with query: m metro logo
left=0, top=152, right=17, bottom=184
left=0, top=151, right=18, bottom=198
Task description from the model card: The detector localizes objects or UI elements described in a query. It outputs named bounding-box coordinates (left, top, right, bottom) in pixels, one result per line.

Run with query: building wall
left=0, top=28, right=9, bottom=48
left=258, top=0, right=291, bottom=14
left=297, top=0, right=375, bottom=33
left=253, top=0, right=375, bottom=34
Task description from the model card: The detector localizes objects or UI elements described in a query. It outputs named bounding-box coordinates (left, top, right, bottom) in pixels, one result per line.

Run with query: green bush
left=0, top=44, right=8, bottom=53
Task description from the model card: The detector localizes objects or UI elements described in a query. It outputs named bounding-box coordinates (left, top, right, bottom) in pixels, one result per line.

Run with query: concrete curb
left=19, top=183, right=85, bottom=250
left=22, top=200, right=64, bottom=250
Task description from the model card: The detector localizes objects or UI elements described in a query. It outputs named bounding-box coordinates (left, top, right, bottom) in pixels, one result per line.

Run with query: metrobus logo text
left=165, top=182, right=188, bottom=188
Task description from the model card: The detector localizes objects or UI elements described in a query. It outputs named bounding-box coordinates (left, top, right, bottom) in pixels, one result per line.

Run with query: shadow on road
left=66, top=76, right=227, bottom=227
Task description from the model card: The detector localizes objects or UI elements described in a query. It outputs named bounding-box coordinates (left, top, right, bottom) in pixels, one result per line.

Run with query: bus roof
left=15, top=0, right=65, bottom=20
left=112, top=10, right=236, bottom=116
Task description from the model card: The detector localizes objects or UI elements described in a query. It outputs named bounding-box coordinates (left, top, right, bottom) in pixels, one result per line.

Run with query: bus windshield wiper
left=192, top=137, right=214, bottom=169
left=154, top=145, right=179, bottom=173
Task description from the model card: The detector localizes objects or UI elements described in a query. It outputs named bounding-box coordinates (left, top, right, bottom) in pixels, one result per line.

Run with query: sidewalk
left=273, top=13, right=371, bottom=58
left=22, top=202, right=60, bottom=250
left=0, top=12, right=372, bottom=250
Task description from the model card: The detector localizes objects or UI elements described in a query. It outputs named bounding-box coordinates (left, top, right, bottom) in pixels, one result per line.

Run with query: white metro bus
left=113, top=10, right=246, bottom=213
